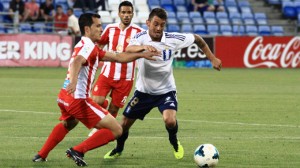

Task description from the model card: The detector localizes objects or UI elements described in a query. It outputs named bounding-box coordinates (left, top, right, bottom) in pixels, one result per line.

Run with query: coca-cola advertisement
left=0, top=34, right=72, bottom=67
left=215, top=36, right=300, bottom=68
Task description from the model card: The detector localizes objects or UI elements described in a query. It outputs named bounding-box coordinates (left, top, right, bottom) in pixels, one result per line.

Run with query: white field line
left=0, top=109, right=299, bottom=128
left=4, top=136, right=300, bottom=140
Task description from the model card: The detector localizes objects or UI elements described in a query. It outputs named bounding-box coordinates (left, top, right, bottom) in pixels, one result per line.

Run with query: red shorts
left=92, top=75, right=133, bottom=108
left=57, top=89, right=109, bottom=129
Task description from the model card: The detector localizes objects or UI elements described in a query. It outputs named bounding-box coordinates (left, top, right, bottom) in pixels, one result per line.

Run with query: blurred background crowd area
left=0, top=0, right=299, bottom=36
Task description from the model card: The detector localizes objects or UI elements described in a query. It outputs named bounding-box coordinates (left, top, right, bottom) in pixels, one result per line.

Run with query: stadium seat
left=229, top=13, right=243, bottom=25
left=173, top=0, right=187, bottom=12
left=73, top=8, right=83, bottom=18
left=258, top=25, right=271, bottom=36
left=189, top=11, right=201, bottom=19
left=267, top=0, right=281, bottom=5
left=295, top=1, right=300, bottom=14
left=177, top=11, right=189, bottom=22
left=194, top=25, right=208, bottom=35
left=191, top=17, right=204, bottom=24
left=0, top=23, right=6, bottom=33
left=224, top=0, right=237, bottom=7
left=137, top=12, right=149, bottom=23
left=168, top=18, right=178, bottom=24
left=271, top=26, right=284, bottom=36
left=216, top=12, right=230, bottom=24
left=181, top=18, right=191, bottom=24
left=240, top=6, right=252, bottom=14
left=203, top=11, right=217, bottom=24
left=174, top=0, right=186, bottom=6
left=207, top=24, right=219, bottom=35
left=226, top=6, right=239, bottom=14
left=220, top=25, right=233, bottom=36
left=161, top=4, right=176, bottom=12
left=245, top=25, right=258, bottom=36
left=33, top=22, right=46, bottom=33
left=232, top=25, right=245, bottom=35
left=141, top=23, right=147, bottom=30
left=282, top=1, right=297, bottom=19
left=168, top=11, right=176, bottom=18
left=181, top=24, right=193, bottom=33
left=19, top=23, right=33, bottom=33
left=241, top=13, right=255, bottom=25
left=168, top=24, right=180, bottom=32
left=254, top=13, right=268, bottom=25
left=147, top=0, right=160, bottom=6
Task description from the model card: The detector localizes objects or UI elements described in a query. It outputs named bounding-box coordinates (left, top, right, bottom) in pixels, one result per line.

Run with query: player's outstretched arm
left=194, top=34, right=222, bottom=71
left=102, top=50, right=160, bottom=63
left=126, top=45, right=158, bottom=53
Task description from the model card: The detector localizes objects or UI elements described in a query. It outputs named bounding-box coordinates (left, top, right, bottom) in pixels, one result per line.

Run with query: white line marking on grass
left=4, top=136, right=300, bottom=140
left=1, top=109, right=299, bottom=128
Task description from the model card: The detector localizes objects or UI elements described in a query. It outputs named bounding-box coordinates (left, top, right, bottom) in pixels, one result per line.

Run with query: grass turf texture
left=0, top=67, right=299, bottom=167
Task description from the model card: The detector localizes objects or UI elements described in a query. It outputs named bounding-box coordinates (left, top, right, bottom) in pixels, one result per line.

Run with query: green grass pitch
left=0, top=67, right=299, bottom=167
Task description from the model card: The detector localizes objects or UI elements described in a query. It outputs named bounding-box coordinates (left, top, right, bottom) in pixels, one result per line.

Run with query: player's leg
left=158, top=91, right=184, bottom=159
left=32, top=96, right=79, bottom=162
left=109, top=79, right=133, bottom=117
left=32, top=118, right=79, bottom=162
left=104, top=116, right=136, bottom=159
left=66, top=98, right=122, bottom=166
left=89, top=75, right=112, bottom=136
left=104, top=90, right=152, bottom=159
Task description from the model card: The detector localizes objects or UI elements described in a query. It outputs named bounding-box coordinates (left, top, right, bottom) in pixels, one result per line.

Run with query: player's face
left=119, top=6, right=133, bottom=26
left=147, top=16, right=166, bottom=41
left=87, top=17, right=103, bottom=42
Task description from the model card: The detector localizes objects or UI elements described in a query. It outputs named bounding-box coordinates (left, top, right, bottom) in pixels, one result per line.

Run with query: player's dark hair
left=148, top=8, right=167, bottom=21
left=79, top=13, right=101, bottom=36
left=119, top=1, right=134, bottom=12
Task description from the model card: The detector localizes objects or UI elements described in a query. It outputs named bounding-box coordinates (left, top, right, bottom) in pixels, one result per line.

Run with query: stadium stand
left=0, top=0, right=299, bottom=36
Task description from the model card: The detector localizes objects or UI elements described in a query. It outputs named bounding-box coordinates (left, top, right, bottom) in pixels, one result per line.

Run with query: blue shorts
left=122, top=90, right=178, bottom=120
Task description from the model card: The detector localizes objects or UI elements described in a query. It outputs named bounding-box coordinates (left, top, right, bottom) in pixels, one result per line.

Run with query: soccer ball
left=194, top=144, right=219, bottom=168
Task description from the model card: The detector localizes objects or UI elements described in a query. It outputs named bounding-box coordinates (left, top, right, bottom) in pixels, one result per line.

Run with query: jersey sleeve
left=77, top=44, right=95, bottom=60
left=174, top=33, right=195, bottom=49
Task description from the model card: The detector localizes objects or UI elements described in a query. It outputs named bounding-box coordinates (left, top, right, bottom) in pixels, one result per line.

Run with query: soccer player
left=32, top=13, right=159, bottom=166
left=88, top=0, right=143, bottom=137
left=103, top=8, right=222, bottom=160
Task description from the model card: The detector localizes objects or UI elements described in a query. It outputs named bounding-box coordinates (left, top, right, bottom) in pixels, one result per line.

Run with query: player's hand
left=142, top=51, right=161, bottom=61
left=143, top=45, right=158, bottom=52
left=66, top=82, right=76, bottom=95
left=212, top=58, right=222, bottom=71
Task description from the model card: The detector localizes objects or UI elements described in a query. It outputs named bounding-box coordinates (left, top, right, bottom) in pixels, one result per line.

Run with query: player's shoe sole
left=66, top=148, right=87, bottom=166
left=32, top=154, right=47, bottom=162
left=174, top=141, right=184, bottom=159
left=104, top=149, right=122, bottom=159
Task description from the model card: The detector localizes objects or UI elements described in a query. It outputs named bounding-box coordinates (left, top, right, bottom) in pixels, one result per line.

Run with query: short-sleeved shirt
left=67, top=14, right=79, bottom=33
left=40, top=2, right=54, bottom=15
left=129, top=31, right=195, bottom=95
left=25, top=2, right=39, bottom=17
left=63, top=36, right=106, bottom=99
left=9, top=0, right=25, bottom=14
left=98, top=23, right=143, bottom=81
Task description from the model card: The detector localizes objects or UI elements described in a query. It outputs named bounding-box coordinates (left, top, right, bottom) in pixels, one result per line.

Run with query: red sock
left=73, top=129, right=115, bottom=154
left=102, top=99, right=109, bottom=109
left=111, top=112, right=118, bottom=118
left=38, top=123, right=69, bottom=158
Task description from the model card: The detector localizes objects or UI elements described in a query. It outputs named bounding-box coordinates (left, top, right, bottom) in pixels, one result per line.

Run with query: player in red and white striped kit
left=89, top=1, right=143, bottom=136
left=32, top=13, right=158, bottom=166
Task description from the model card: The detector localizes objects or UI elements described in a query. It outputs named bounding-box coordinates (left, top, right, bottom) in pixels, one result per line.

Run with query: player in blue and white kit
left=104, top=8, right=222, bottom=160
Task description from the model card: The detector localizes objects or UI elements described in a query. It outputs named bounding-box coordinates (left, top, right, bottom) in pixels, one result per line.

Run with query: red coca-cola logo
left=244, top=36, right=300, bottom=68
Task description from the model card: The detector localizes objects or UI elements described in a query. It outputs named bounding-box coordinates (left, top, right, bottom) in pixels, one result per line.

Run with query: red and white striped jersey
left=64, top=36, right=106, bottom=99
left=98, top=23, right=143, bottom=81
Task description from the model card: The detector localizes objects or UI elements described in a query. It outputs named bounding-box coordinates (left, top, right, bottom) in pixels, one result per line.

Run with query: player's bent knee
left=164, top=118, right=176, bottom=128
left=112, top=125, right=123, bottom=138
